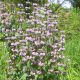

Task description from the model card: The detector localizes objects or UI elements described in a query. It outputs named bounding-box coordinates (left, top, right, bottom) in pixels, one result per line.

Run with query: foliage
left=58, top=6, right=80, bottom=80
left=2, top=0, right=48, bottom=5
left=69, top=0, right=80, bottom=8
left=49, top=3, right=80, bottom=80
left=65, top=34, right=80, bottom=80
left=58, top=8, right=80, bottom=39
left=0, top=0, right=80, bottom=80
left=0, top=1, right=67, bottom=80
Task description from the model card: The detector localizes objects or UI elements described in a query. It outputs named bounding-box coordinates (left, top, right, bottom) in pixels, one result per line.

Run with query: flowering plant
left=0, top=1, right=66, bottom=80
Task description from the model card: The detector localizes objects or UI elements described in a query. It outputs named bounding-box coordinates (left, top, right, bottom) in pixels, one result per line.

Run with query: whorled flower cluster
left=0, top=1, right=66, bottom=80
left=0, top=2, right=11, bottom=31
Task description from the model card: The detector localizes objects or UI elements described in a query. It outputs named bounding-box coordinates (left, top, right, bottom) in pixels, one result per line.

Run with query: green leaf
left=20, top=73, right=27, bottom=80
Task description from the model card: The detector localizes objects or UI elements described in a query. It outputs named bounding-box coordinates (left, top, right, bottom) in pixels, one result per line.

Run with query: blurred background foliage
left=69, top=0, right=80, bottom=8
left=2, top=0, right=48, bottom=5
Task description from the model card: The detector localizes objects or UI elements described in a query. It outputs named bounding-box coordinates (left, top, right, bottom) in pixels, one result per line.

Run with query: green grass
left=65, top=34, right=80, bottom=80
left=0, top=42, right=9, bottom=80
